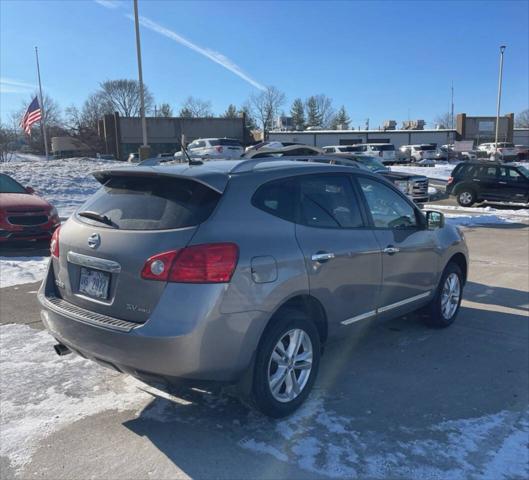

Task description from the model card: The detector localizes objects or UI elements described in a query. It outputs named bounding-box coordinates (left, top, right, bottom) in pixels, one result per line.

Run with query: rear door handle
left=498, top=181, right=507, bottom=185
left=383, top=246, right=400, bottom=255
left=311, top=252, right=335, bottom=262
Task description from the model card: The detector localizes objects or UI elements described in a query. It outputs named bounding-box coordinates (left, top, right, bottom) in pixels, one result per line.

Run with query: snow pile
left=0, top=154, right=121, bottom=218
left=0, top=323, right=153, bottom=470
left=391, top=163, right=457, bottom=181
left=426, top=204, right=529, bottom=218
left=0, top=256, right=49, bottom=288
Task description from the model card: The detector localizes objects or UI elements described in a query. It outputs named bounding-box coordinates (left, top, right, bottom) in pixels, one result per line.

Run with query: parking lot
left=1, top=217, right=527, bottom=479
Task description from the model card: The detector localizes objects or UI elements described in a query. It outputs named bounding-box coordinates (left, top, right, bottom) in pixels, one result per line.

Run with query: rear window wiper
left=77, top=211, right=115, bottom=227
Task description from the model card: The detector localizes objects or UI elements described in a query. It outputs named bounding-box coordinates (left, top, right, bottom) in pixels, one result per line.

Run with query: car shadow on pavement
left=122, top=305, right=528, bottom=478
left=465, top=281, right=529, bottom=311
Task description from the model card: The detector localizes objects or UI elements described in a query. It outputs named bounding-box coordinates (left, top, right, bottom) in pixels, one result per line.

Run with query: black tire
left=424, top=262, right=463, bottom=328
left=456, top=187, right=476, bottom=207
left=252, top=309, right=321, bottom=418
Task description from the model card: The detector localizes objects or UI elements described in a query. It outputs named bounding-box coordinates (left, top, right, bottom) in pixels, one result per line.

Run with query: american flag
left=20, top=97, right=42, bottom=135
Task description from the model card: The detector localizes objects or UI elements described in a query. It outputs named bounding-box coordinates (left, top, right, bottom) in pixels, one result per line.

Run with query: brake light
left=50, top=226, right=61, bottom=258
left=498, top=148, right=503, bottom=153
left=141, top=243, right=239, bottom=283
left=447, top=176, right=454, bottom=185
left=379, top=151, right=383, bottom=157
left=215, top=146, right=223, bottom=153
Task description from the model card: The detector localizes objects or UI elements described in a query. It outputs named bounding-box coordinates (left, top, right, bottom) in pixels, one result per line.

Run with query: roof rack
left=230, top=154, right=343, bottom=173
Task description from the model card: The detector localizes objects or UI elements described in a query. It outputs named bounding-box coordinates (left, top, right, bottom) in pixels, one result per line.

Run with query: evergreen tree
left=305, top=96, right=322, bottom=127
left=239, top=105, right=257, bottom=130
left=331, top=106, right=350, bottom=129
left=223, top=104, right=238, bottom=118
left=290, top=98, right=305, bottom=130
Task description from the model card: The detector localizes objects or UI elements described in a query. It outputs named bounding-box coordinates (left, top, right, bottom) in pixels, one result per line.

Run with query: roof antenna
left=180, top=134, right=202, bottom=165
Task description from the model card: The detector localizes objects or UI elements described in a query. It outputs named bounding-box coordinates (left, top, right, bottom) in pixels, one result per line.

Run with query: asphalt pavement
left=1, top=223, right=528, bottom=479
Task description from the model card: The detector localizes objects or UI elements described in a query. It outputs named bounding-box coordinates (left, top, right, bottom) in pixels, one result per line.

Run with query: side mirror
left=426, top=210, right=445, bottom=229
left=25, top=186, right=35, bottom=194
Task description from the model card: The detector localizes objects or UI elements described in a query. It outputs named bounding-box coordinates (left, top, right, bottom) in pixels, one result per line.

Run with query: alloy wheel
left=441, top=272, right=461, bottom=320
left=267, top=328, right=313, bottom=403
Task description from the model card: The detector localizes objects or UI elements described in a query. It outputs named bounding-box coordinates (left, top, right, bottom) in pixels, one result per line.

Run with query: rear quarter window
left=77, top=176, right=220, bottom=230
left=252, top=178, right=297, bottom=222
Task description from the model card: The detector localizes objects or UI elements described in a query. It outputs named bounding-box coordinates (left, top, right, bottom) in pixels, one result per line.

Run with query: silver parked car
left=39, top=158, right=468, bottom=417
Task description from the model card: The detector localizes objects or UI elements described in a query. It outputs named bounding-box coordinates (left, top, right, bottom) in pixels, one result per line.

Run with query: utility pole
left=133, top=0, right=150, bottom=159
left=450, top=81, right=454, bottom=129
left=35, top=47, right=49, bottom=160
left=494, top=45, right=506, bottom=159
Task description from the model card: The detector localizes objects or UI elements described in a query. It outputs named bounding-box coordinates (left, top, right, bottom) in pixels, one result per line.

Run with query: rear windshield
left=371, top=145, right=395, bottom=151
left=77, top=176, right=220, bottom=230
left=417, top=145, right=436, bottom=151
left=0, top=174, right=26, bottom=194
left=210, top=139, right=242, bottom=147
left=338, top=146, right=357, bottom=152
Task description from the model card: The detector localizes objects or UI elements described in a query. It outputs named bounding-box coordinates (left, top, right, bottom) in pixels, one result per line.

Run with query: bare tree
left=178, top=96, right=213, bottom=117
left=247, top=86, right=286, bottom=138
left=155, top=103, right=173, bottom=117
left=515, top=109, right=529, bottom=128
left=434, top=112, right=452, bottom=129
left=97, top=79, right=154, bottom=117
left=312, top=94, right=334, bottom=128
left=0, top=123, right=18, bottom=162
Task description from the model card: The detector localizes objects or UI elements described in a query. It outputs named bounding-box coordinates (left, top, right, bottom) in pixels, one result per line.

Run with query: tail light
left=215, top=146, right=223, bottom=153
left=498, top=148, right=503, bottom=153
left=447, top=176, right=454, bottom=185
left=379, top=151, right=383, bottom=157
left=141, top=243, right=239, bottom=283
left=50, top=226, right=61, bottom=258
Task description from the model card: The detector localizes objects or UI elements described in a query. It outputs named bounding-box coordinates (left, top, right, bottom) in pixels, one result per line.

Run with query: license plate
left=79, top=267, right=110, bottom=299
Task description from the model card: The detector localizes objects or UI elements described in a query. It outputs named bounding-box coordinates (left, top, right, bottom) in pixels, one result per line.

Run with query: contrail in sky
left=95, top=0, right=266, bottom=90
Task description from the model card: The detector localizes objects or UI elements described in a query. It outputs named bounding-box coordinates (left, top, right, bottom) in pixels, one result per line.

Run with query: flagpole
left=35, top=46, right=49, bottom=160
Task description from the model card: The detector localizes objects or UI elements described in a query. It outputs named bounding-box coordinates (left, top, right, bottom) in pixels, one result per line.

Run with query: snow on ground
left=391, top=162, right=457, bottom=181
left=426, top=204, right=529, bottom=217
left=0, top=256, right=49, bottom=288
left=1, top=323, right=528, bottom=478
left=0, top=154, right=120, bottom=218
left=0, top=323, right=153, bottom=470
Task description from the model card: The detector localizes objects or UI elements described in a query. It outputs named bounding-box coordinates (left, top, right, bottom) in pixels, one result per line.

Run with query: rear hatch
left=372, top=145, right=396, bottom=162
left=54, top=172, right=222, bottom=323
left=210, top=139, right=243, bottom=158
left=418, top=145, right=437, bottom=159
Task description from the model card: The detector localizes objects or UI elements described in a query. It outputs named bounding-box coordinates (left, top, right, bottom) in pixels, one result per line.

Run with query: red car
left=0, top=173, right=60, bottom=243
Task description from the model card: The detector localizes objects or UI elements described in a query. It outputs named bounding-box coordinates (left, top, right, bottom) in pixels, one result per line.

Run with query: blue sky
left=1, top=0, right=528, bottom=127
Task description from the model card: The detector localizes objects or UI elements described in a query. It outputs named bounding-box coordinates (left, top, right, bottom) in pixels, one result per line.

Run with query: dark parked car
left=446, top=161, right=529, bottom=206
left=0, top=173, right=60, bottom=243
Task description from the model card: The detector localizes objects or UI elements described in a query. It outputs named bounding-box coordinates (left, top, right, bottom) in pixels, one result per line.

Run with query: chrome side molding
left=341, top=291, right=431, bottom=326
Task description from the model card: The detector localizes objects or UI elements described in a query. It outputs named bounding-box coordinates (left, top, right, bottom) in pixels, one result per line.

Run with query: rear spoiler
left=92, top=168, right=227, bottom=194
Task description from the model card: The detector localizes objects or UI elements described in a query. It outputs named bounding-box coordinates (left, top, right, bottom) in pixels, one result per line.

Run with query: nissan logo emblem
left=87, top=233, right=101, bottom=249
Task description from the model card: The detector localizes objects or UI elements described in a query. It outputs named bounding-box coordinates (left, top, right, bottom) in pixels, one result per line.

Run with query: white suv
left=477, top=142, right=518, bottom=161
left=400, top=144, right=437, bottom=163
left=175, top=138, right=244, bottom=160
left=342, top=143, right=397, bottom=164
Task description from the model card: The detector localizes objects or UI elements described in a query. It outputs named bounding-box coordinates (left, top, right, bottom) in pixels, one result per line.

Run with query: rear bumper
left=38, top=268, right=267, bottom=383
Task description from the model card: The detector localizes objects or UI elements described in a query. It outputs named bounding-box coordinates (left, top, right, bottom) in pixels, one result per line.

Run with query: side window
left=252, top=178, right=297, bottom=222
left=501, top=168, right=522, bottom=182
left=479, top=166, right=498, bottom=179
left=298, top=175, right=363, bottom=229
left=358, top=177, right=418, bottom=229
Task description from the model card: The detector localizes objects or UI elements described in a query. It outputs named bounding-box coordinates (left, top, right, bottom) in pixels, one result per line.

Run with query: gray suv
left=39, top=159, right=468, bottom=417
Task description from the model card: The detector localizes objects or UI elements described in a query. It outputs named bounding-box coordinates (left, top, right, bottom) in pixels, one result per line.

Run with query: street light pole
left=133, top=0, right=149, bottom=158
left=494, top=45, right=506, bottom=159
